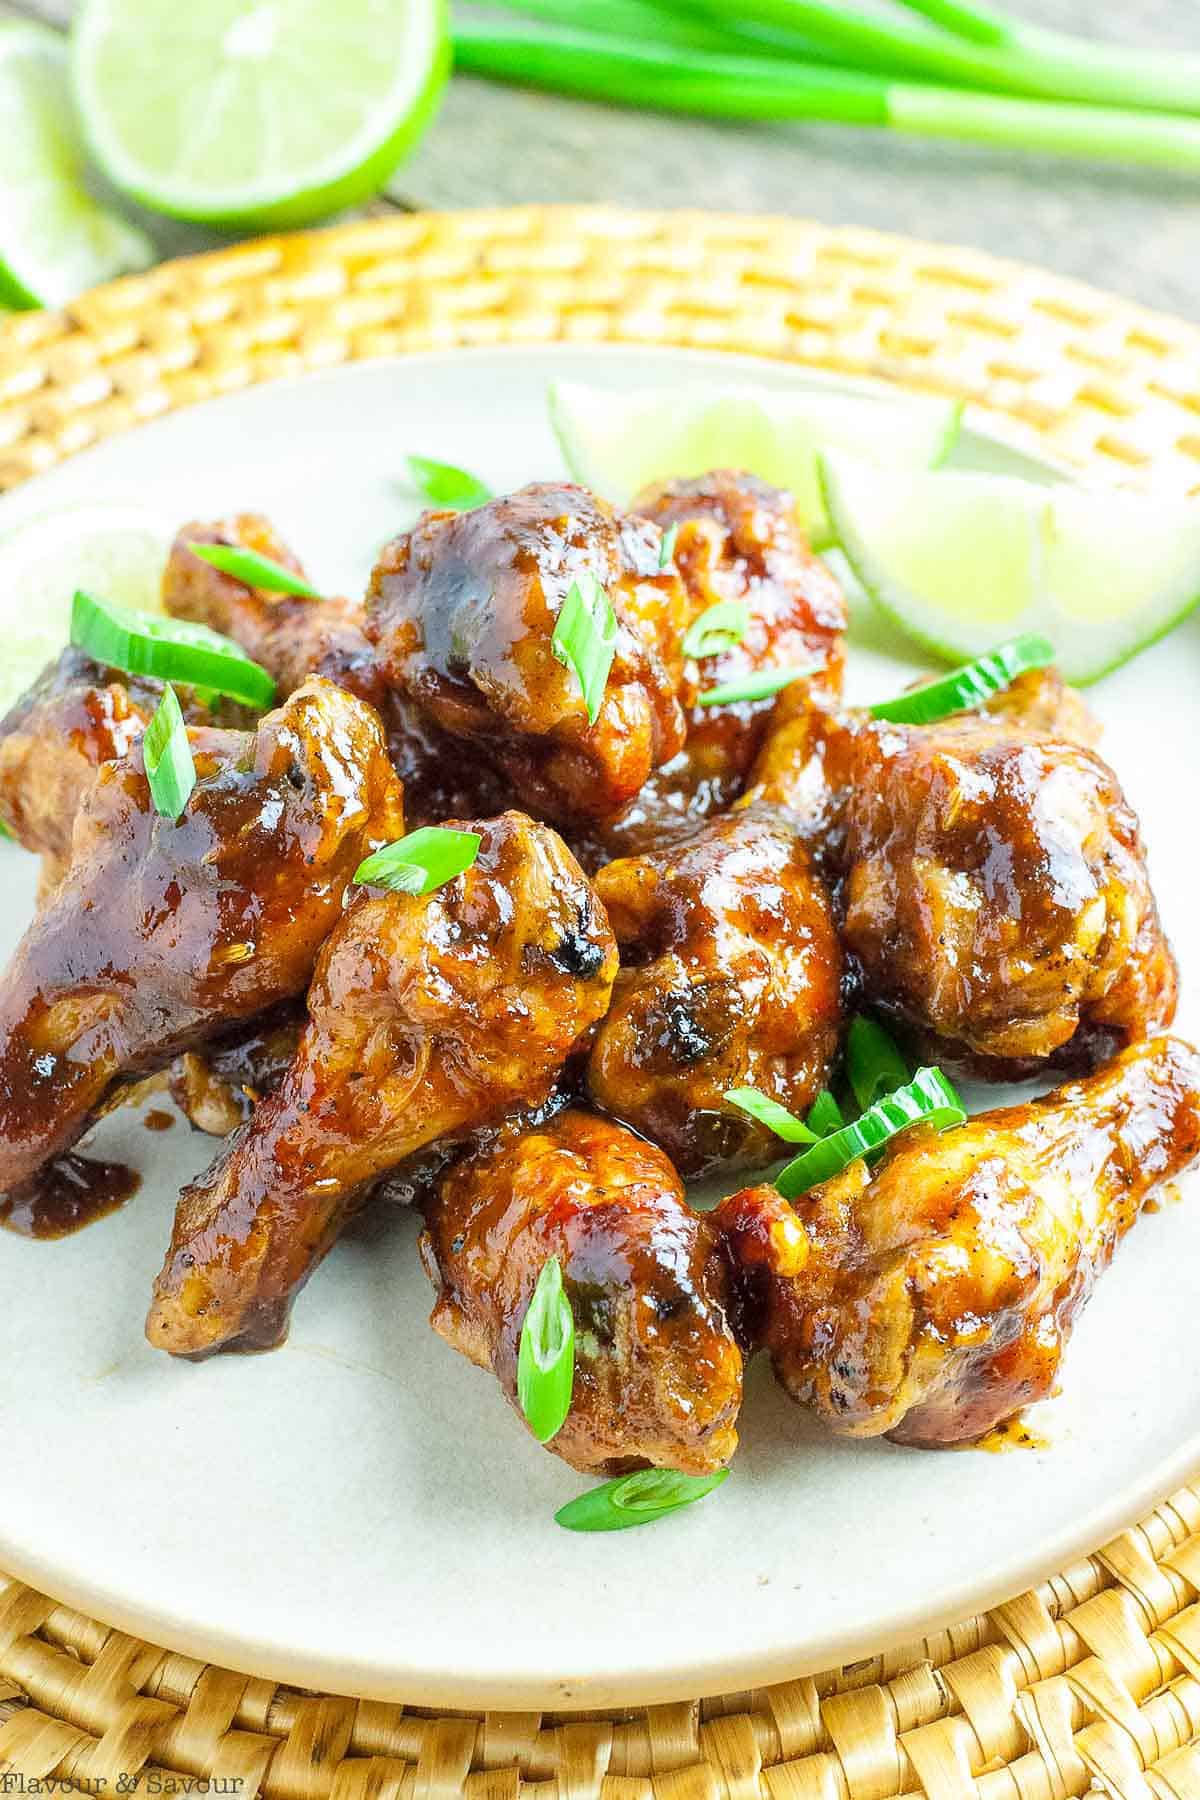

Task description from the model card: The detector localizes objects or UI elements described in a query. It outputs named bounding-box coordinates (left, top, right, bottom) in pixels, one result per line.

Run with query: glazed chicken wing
left=147, top=811, right=618, bottom=1357
left=422, top=1108, right=746, bottom=1474
left=748, top=668, right=1175, bottom=1071
left=164, top=516, right=386, bottom=707
left=580, top=471, right=846, bottom=864
left=166, top=515, right=511, bottom=829
left=0, top=677, right=404, bottom=1193
left=587, top=808, right=843, bottom=1177
left=718, top=1035, right=1200, bottom=1446
left=0, top=648, right=249, bottom=899
left=365, top=482, right=688, bottom=823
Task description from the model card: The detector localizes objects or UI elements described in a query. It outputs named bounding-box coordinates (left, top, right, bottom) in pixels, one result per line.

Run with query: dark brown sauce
left=0, top=1153, right=141, bottom=1239
left=143, top=1108, right=175, bottom=1133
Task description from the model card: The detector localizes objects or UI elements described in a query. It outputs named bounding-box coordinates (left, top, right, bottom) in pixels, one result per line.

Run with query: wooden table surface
left=4, top=0, right=1198, bottom=322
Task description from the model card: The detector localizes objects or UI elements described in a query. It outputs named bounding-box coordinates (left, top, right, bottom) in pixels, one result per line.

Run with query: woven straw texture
left=5, top=1480, right=1200, bottom=1799
left=1, top=205, right=1199, bottom=494
left=1, top=206, right=1199, bottom=1793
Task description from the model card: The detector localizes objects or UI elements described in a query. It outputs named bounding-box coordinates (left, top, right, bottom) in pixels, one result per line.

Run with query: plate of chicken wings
left=0, top=344, right=1197, bottom=1709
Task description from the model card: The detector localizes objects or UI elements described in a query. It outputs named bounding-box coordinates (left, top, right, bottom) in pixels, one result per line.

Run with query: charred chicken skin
left=717, top=1035, right=1200, bottom=1446
left=147, top=811, right=618, bottom=1357
left=581, top=470, right=846, bottom=864
left=587, top=808, right=843, bottom=1177
left=748, top=668, right=1176, bottom=1071
left=423, top=1108, right=746, bottom=1475
left=365, top=482, right=689, bottom=824
left=0, top=676, right=404, bottom=1194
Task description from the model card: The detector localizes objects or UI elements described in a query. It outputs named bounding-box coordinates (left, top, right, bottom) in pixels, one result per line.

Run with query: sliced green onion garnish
left=517, top=1255, right=575, bottom=1444
left=682, top=600, right=751, bottom=661
left=725, top=1087, right=818, bottom=1144
left=354, top=825, right=482, bottom=896
left=776, top=1066, right=966, bottom=1200
left=551, top=573, right=619, bottom=724
left=142, top=684, right=196, bottom=822
left=555, top=1467, right=729, bottom=1533
left=71, top=590, right=277, bottom=709
left=0, top=820, right=14, bottom=842
left=806, top=1089, right=846, bottom=1136
left=868, top=633, right=1055, bottom=725
left=658, top=522, right=678, bottom=569
left=186, top=542, right=320, bottom=600
left=405, top=454, right=493, bottom=510
left=845, top=1015, right=910, bottom=1113
left=697, top=665, right=811, bottom=708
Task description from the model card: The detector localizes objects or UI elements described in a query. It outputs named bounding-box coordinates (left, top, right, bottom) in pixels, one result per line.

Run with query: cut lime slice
left=548, top=380, right=962, bottom=547
left=0, top=22, right=153, bottom=309
left=0, top=501, right=172, bottom=720
left=70, top=0, right=449, bottom=229
left=821, top=453, right=1200, bottom=685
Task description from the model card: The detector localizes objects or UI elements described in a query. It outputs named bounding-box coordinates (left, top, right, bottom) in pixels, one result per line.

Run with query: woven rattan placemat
left=1, top=206, right=1199, bottom=1794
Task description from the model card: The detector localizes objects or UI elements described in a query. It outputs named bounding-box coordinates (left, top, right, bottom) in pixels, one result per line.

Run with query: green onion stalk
left=868, top=633, right=1055, bottom=726
left=666, top=0, right=1200, bottom=116
left=482, top=0, right=852, bottom=65
left=453, top=24, right=1200, bottom=173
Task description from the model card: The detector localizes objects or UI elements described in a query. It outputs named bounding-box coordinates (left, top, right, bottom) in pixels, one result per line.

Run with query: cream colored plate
left=0, top=346, right=1196, bottom=1708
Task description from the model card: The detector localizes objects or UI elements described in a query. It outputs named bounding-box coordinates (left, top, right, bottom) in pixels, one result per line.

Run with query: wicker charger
left=1, top=206, right=1200, bottom=1797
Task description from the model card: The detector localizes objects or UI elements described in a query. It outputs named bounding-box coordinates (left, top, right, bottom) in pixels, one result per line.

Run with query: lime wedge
left=0, top=22, right=153, bottom=309
left=821, top=453, right=1200, bottom=684
left=0, top=501, right=171, bottom=720
left=548, top=380, right=962, bottom=546
left=70, top=0, right=449, bottom=229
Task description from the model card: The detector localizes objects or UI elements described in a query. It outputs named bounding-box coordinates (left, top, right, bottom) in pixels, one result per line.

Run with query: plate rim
left=0, top=337, right=1194, bottom=1711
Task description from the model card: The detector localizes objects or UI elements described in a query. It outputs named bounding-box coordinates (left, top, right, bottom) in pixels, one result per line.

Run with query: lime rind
left=929, top=399, right=965, bottom=469
left=548, top=380, right=963, bottom=547
left=69, top=0, right=449, bottom=229
left=0, top=21, right=153, bottom=309
left=820, top=451, right=1200, bottom=685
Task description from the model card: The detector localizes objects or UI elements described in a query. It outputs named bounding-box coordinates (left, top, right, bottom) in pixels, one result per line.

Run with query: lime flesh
left=821, top=452, right=1200, bottom=684
left=0, top=502, right=172, bottom=721
left=548, top=379, right=962, bottom=547
left=0, top=22, right=153, bottom=310
left=70, top=0, right=449, bottom=228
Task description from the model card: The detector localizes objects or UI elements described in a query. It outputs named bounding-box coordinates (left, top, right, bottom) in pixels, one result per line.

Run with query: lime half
left=548, top=379, right=962, bottom=547
left=0, top=22, right=153, bottom=309
left=821, top=453, right=1200, bottom=685
left=0, top=500, right=172, bottom=720
left=70, top=0, right=449, bottom=229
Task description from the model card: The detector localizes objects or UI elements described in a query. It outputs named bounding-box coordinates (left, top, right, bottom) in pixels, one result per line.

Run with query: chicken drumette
left=365, top=482, right=689, bottom=824
left=164, top=514, right=510, bottom=829
left=748, top=668, right=1176, bottom=1072
left=587, top=808, right=843, bottom=1177
left=0, top=647, right=250, bottom=899
left=147, top=811, right=618, bottom=1357
left=0, top=677, right=404, bottom=1193
left=579, top=470, right=846, bottom=864
left=0, top=518, right=361, bottom=905
left=423, top=1108, right=750, bottom=1474
left=717, top=1035, right=1200, bottom=1446
left=164, top=516, right=385, bottom=706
